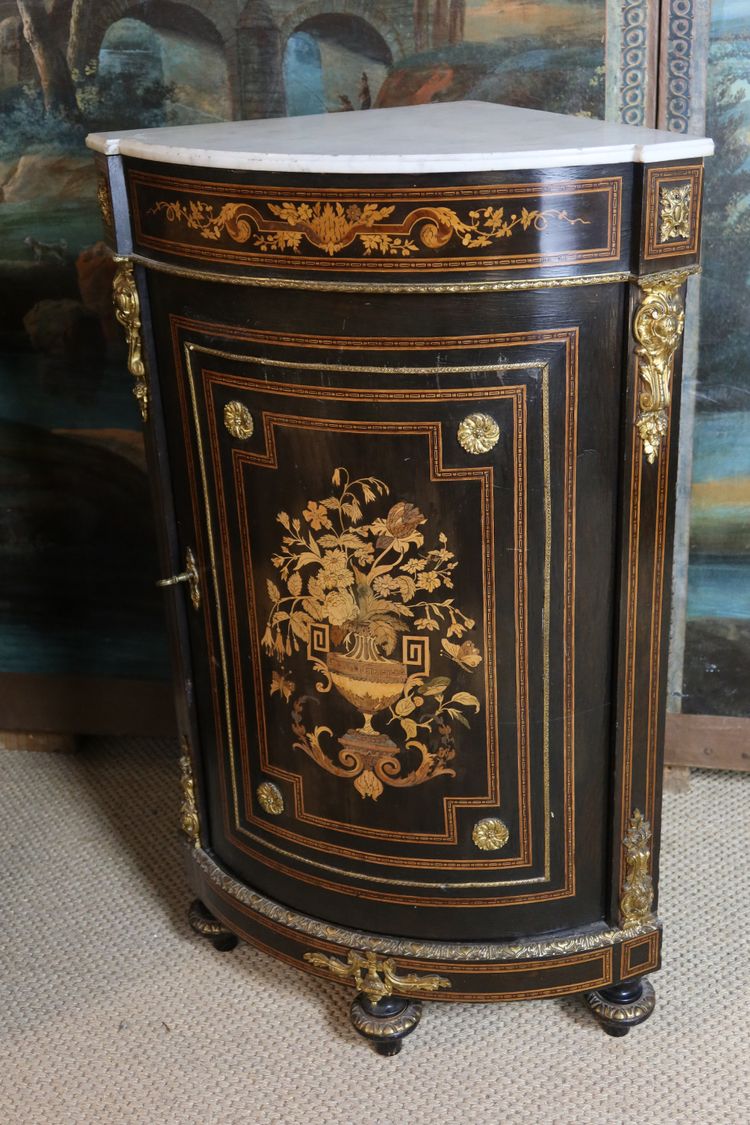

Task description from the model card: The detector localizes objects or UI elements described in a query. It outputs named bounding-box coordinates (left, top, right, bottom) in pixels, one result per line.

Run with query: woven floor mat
left=0, top=738, right=747, bottom=1124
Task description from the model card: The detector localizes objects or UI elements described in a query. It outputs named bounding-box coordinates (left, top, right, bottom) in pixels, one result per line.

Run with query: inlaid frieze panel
left=127, top=166, right=625, bottom=276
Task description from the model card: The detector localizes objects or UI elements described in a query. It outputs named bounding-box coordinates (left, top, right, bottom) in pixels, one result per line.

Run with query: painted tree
left=698, top=37, right=750, bottom=407
left=15, top=0, right=80, bottom=120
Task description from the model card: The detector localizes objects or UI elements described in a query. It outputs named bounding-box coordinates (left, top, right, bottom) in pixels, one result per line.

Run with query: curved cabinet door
left=149, top=277, right=625, bottom=941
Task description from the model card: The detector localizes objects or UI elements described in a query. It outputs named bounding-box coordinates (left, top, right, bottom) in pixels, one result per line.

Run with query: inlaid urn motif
left=262, top=467, right=483, bottom=800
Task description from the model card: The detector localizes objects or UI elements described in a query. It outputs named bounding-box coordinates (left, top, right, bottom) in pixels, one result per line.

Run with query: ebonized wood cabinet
left=88, top=102, right=711, bottom=1052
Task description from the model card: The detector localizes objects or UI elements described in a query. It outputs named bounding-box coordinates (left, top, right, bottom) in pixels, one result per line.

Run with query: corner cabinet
left=88, top=102, right=711, bottom=1053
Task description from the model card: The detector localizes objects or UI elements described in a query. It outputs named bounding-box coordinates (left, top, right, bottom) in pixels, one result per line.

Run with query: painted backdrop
left=682, top=0, right=750, bottom=717
left=0, top=0, right=606, bottom=701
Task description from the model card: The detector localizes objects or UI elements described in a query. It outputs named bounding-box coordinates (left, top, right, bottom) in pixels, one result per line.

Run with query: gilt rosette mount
left=262, top=467, right=483, bottom=801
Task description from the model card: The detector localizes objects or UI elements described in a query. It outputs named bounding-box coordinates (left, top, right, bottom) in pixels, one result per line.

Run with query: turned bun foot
left=188, top=899, right=239, bottom=952
left=585, top=977, right=656, bottom=1037
left=349, top=994, right=423, bottom=1056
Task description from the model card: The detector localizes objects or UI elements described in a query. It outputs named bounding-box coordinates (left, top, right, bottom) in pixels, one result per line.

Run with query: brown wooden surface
left=665, top=712, right=750, bottom=772
left=0, top=673, right=176, bottom=737
left=0, top=730, right=77, bottom=752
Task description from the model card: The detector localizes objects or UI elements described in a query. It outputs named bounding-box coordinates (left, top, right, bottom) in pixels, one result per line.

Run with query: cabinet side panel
left=608, top=275, right=687, bottom=925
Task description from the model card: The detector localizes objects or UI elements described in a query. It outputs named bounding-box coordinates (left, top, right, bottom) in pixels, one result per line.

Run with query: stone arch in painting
left=278, top=0, right=408, bottom=65
left=67, top=0, right=239, bottom=114
left=282, top=11, right=394, bottom=115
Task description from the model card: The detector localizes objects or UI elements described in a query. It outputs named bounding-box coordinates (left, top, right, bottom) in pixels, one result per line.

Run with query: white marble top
left=87, top=101, right=712, bottom=174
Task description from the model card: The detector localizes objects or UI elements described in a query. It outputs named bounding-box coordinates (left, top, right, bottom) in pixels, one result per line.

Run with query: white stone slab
left=86, top=101, right=712, bottom=174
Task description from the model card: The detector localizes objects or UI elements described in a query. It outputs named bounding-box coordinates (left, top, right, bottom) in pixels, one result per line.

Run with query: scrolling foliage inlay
left=148, top=197, right=588, bottom=259
left=262, top=467, right=482, bottom=801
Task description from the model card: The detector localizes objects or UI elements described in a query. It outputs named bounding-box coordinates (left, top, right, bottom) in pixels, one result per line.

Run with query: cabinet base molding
left=188, top=848, right=661, bottom=1004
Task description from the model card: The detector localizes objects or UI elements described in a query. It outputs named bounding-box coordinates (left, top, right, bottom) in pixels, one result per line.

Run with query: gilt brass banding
left=223, top=400, right=254, bottom=439
left=126, top=252, right=637, bottom=292
left=195, top=848, right=660, bottom=963
left=121, top=251, right=697, bottom=293
left=457, top=413, right=500, bottom=454
left=257, top=781, right=284, bottom=815
left=472, top=818, right=510, bottom=851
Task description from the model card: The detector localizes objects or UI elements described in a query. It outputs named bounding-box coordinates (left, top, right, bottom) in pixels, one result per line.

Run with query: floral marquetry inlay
left=148, top=197, right=589, bottom=259
left=262, top=466, right=483, bottom=801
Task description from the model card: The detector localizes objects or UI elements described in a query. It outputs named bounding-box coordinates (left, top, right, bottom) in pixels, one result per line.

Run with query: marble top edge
left=86, top=101, right=713, bottom=171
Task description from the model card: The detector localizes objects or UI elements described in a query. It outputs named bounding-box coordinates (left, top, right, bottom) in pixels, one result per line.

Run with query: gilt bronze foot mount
left=584, top=977, right=656, bottom=1037
left=188, top=899, right=239, bottom=952
left=349, top=993, right=423, bottom=1056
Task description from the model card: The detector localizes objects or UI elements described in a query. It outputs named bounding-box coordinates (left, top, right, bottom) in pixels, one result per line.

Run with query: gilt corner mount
left=633, top=270, right=688, bottom=464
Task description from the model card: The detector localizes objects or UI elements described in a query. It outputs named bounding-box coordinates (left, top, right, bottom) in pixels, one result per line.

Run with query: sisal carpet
left=0, top=738, right=747, bottom=1125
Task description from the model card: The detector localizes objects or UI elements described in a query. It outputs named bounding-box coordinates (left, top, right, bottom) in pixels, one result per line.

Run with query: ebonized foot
left=188, top=899, right=239, bottom=952
left=585, top=977, right=656, bottom=1037
left=349, top=993, right=423, bottom=1056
